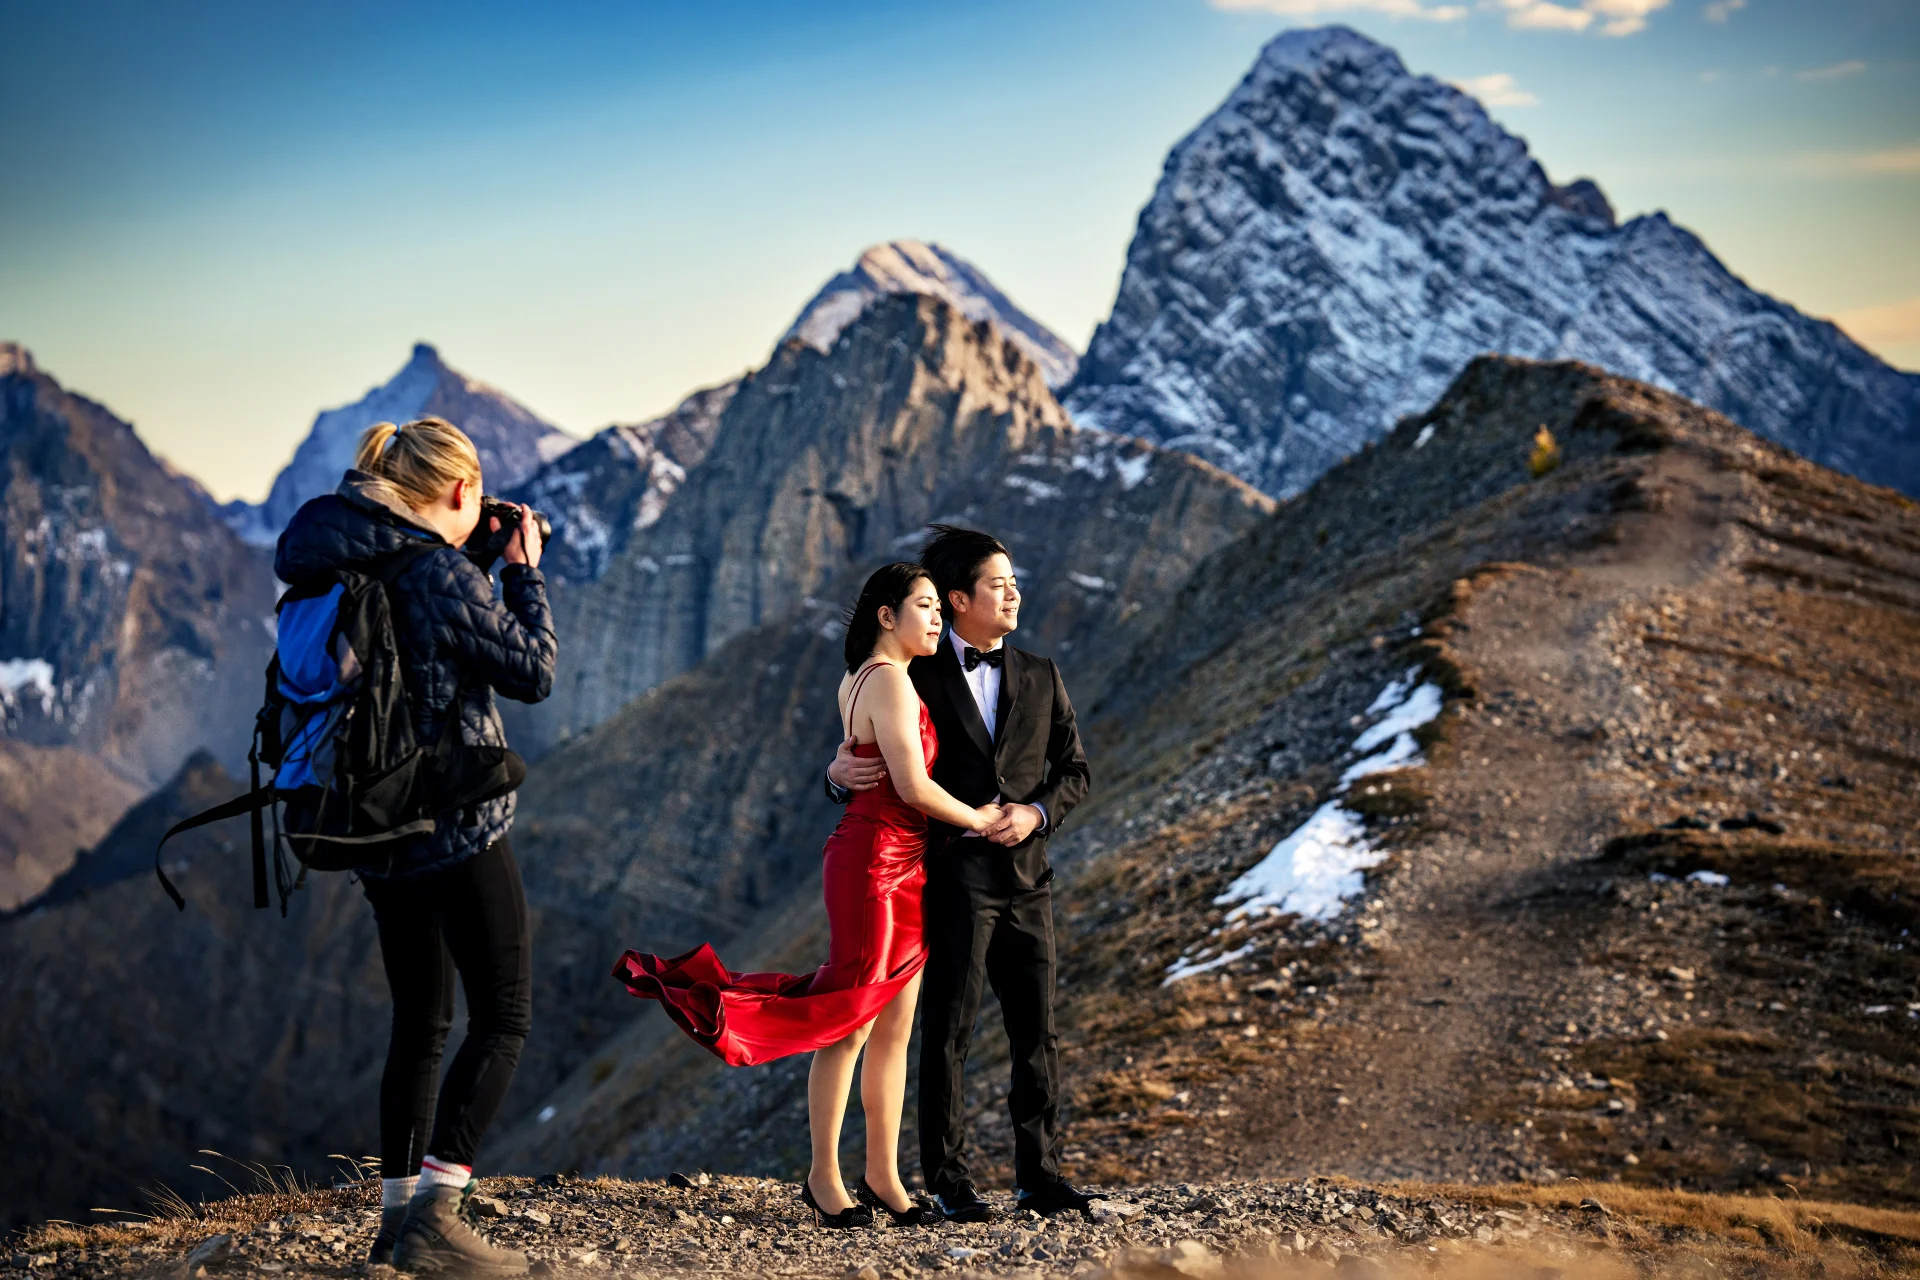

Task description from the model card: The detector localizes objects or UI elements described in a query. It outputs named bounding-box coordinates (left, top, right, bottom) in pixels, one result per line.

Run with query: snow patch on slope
left=1165, top=668, right=1445, bottom=984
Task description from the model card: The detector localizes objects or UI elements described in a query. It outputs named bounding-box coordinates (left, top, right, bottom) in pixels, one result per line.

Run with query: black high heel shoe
left=800, top=1178, right=873, bottom=1229
left=854, top=1176, right=940, bottom=1227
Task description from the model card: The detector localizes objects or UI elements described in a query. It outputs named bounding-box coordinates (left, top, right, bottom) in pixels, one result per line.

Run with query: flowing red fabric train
left=613, top=697, right=936, bottom=1068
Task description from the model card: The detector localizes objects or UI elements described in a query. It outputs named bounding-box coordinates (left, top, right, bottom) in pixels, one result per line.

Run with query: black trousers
left=362, top=837, right=532, bottom=1175
left=918, top=845, right=1060, bottom=1194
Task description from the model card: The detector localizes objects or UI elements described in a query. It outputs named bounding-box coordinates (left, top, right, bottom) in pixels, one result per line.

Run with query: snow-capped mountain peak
left=1066, top=25, right=1919, bottom=498
left=784, top=240, right=1080, bottom=388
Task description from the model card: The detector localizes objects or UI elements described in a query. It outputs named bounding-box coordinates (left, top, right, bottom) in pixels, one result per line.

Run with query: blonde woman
left=275, top=417, right=555, bottom=1275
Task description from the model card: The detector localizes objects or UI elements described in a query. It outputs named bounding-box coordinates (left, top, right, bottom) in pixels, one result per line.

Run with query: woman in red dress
left=613, top=564, right=1002, bottom=1227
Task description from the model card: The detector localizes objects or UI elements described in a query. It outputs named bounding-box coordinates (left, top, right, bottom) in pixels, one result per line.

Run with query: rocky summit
left=1065, top=26, right=1920, bottom=501
left=786, top=241, right=1080, bottom=390
left=229, top=342, right=577, bottom=545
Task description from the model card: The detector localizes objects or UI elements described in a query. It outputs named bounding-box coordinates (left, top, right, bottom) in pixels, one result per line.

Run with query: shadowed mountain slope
left=0, top=755, right=387, bottom=1231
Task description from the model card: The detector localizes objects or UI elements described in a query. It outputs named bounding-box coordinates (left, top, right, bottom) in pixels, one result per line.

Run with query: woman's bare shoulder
left=858, top=661, right=917, bottom=703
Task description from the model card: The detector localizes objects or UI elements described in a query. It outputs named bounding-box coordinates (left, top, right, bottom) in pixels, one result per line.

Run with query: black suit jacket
left=908, top=638, right=1090, bottom=892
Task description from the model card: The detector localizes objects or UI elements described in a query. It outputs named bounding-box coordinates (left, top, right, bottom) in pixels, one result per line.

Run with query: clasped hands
left=830, top=737, right=1040, bottom=846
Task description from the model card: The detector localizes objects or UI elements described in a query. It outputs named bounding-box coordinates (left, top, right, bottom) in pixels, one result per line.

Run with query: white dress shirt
left=949, top=629, right=1046, bottom=836
left=951, top=628, right=1003, bottom=740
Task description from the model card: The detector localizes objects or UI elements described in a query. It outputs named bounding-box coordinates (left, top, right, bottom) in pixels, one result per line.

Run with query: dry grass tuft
left=12, top=1153, right=377, bottom=1254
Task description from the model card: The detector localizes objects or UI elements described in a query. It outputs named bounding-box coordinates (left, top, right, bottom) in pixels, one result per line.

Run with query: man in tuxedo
left=827, top=526, right=1096, bottom=1221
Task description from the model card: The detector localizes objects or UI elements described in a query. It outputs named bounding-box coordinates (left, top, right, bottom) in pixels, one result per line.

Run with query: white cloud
left=1212, top=0, right=1469, bottom=19
left=1451, top=72, right=1540, bottom=106
left=1495, top=0, right=1593, bottom=30
left=1489, top=0, right=1668, bottom=34
left=1796, top=59, right=1868, bottom=82
left=1586, top=0, right=1671, bottom=35
left=1704, top=0, right=1746, bottom=22
left=1697, top=69, right=1725, bottom=83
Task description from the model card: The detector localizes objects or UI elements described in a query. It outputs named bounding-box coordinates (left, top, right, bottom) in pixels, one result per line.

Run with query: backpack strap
left=249, top=741, right=268, bottom=909
left=153, top=783, right=277, bottom=912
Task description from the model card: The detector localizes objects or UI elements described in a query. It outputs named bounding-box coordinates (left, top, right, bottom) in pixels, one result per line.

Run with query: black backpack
left=155, top=541, right=525, bottom=913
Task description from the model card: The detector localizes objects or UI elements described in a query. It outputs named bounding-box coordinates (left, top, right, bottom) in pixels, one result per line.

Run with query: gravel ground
left=8, top=1177, right=1594, bottom=1280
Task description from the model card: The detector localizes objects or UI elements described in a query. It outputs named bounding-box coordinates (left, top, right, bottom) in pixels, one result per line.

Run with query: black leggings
left=363, top=838, right=532, bottom=1175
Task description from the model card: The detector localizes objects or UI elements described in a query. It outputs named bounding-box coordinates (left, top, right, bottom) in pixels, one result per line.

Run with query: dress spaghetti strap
left=842, top=660, right=890, bottom=741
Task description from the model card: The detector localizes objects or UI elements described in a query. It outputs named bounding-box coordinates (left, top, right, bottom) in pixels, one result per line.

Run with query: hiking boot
left=367, top=1202, right=409, bottom=1267
left=393, top=1183, right=528, bottom=1275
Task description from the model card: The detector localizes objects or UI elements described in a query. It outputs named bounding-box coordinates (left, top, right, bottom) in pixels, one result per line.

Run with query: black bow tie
left=963, top=646, right=1004, bottom=672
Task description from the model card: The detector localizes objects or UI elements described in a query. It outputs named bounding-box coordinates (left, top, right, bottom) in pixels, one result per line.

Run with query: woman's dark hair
left=919, top=524, right=1009, bottom=608
left=843, top=562, right=934, bottom=673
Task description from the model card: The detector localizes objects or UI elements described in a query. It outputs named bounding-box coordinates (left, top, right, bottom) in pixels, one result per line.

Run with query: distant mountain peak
left=784, top=240, right=1080, bottom=388
left=0, top=342, right=35, bottom=377
left=230, top=345, right=577, bottom=546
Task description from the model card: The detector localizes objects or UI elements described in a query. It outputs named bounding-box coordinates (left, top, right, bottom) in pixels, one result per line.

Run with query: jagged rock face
left=785, top=240, right=1080, bottom=389
left=1065, top=25, right=1920, bottom=499
left=233, top=343, right=577, bottom=544
left=502, top=379, right=736, bottom=585
left=0, top=344, right=277, bottom=789
left=513, top=293, right=1271, bottom=754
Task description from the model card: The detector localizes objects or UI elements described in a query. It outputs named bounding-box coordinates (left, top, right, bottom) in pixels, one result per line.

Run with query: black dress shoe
left=1017, top=1180, right=1103, bottom=1217
left=932, top=1180, right=996, bottom=1224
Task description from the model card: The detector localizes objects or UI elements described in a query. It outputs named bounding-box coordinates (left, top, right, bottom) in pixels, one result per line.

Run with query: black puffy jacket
left=274, top=471, right=557, bottom=878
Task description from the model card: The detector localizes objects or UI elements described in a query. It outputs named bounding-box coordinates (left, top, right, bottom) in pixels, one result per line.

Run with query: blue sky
left=4, top=0, right=1915, bottom=501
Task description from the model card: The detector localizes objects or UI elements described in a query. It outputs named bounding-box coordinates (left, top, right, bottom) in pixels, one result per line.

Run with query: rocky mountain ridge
left=1065, top=25, right=1920, bottom=500
left=0, top=343, right=277, bottom=903
left=511, top=292, right=1269, bottom=755
left=504, top=379, right=738, bottom=586
left=227, top=343, right=576, bottom=545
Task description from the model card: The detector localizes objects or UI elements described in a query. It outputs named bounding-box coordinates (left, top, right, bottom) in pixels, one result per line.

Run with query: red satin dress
left=612, top=664, right=933, bottom=1067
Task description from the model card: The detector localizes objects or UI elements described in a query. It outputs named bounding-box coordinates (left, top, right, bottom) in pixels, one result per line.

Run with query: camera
left=463, top=495, right=552, bottom=570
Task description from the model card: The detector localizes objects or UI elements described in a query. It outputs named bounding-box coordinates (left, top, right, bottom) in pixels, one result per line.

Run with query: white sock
left=417, top=1155, right=472, bottom=1196
left=382, top=1176, right=418, bottom=1209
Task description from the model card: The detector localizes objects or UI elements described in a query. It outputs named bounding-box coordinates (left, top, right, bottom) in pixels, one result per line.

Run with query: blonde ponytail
left=353, top=416, right=482, bottom=510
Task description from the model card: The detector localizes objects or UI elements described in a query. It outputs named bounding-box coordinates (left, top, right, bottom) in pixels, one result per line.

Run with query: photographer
left=274, top=416, right=555, bottom=1275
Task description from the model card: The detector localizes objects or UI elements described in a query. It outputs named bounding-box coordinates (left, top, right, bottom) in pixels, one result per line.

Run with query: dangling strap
left=154, top=786, right=277, bottom=911
left=842, top=661, right=891, bottom=740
